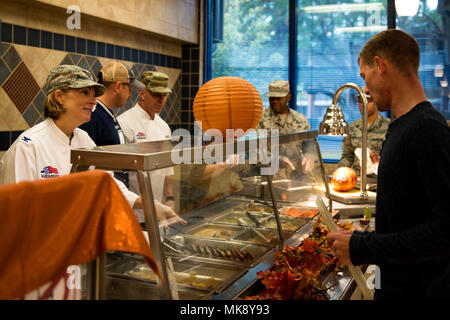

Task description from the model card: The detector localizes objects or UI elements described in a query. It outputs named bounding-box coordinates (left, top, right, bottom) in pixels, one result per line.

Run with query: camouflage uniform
left=257, top=106, right=310, bottom=134
left=257, top=80, right=312, bottom=179
left=338, top=113, right=390, bottom=173
left=257, top=107, right=311, bottom=179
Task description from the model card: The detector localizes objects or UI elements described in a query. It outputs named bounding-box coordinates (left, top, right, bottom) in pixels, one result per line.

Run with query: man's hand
left=133, top=197, right=143, bottom=209
left=154, top=200, right=187, bottom=229
left=280, top=156, right=296, bottom=171
left=165, top=199, right=176, bottom=211
left=301, top=154, right=315, bottom=173
left=327, top=230, right=354, bottom=266
left=133, top=198, right=186, bottom=229
left=369, top=152, right=379, bottom=164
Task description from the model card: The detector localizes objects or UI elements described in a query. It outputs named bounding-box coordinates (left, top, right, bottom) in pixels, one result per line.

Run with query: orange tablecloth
left=0, top=170, right=159, bottom=299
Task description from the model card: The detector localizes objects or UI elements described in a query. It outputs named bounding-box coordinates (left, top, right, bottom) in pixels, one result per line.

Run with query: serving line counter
left=70, top=130, right=374, bottom=300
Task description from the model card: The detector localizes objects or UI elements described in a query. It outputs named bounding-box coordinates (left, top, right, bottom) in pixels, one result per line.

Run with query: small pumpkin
left=331, top=167, right=357, bottom=192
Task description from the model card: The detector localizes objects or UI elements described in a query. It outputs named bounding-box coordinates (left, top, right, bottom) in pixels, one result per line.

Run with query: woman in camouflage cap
left=0, top=65, right=186, bottom=227
left=0, top=64, right=108, bottom=183
left=43, top=64, right=105, bottom=136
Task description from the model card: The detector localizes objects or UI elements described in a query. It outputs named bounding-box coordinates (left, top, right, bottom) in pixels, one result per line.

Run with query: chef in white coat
left=118, top=71, right=175, bottom=210
left=0, top=65, right=184, bottom=228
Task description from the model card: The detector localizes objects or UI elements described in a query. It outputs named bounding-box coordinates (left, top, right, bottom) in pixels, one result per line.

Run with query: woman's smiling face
left=57, top=87, right=97, bottom=126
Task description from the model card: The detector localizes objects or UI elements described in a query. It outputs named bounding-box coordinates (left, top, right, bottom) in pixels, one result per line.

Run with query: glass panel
left=210, top=0, right=289, bottom=108
left=397, top=0, right=450, bottom=120
left=297, top=0, right=388, bottom=129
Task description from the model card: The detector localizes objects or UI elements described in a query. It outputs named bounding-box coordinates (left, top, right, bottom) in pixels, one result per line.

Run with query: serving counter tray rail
left=70, top=130, right=366, bottom=300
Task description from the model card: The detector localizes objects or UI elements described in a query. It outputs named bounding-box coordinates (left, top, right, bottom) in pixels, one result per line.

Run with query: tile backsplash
left=0, top=21, right=184, bottom=152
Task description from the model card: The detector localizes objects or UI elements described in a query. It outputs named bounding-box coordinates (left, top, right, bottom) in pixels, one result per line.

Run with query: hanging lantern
left=193, top=76, right=263, bottom=139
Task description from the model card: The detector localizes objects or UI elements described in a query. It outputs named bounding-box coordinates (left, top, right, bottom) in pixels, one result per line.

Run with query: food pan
left=165, top=235, right=271, bottom=266
left=106, top=275, right=206, bottom=300
left=184, top=223, right=244, bottom=240
left=107, top=255, right=245, bottom=294
left=258, top=215, right=308, bottom=232
left=212, top=210, right=269, bottom=226
left=232, top=227, right=290, bottom=246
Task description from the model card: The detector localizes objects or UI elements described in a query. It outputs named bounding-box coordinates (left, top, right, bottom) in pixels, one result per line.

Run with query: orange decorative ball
left=193, top=76, right=263, bottom=139
left=331, top=167, right=357, bottom=192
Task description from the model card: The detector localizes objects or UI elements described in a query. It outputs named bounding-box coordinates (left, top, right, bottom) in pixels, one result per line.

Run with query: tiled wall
left=180, top=44, right=200, bottom=134
left=35, top=0, right=198, bottom=44
left=0, top=20, right=183, bottom=152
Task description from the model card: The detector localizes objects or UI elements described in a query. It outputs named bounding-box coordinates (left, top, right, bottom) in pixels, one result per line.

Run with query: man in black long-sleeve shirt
left=328, top=29, right=450, bottom=299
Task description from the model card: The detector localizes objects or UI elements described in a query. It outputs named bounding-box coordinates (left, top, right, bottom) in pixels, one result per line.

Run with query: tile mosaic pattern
left=2, top=62, right=40, bottom=114
left=0, top=22, right=185, bottom=152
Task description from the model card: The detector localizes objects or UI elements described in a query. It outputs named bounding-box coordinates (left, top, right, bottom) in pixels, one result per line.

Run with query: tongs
left=238, top=218, right=271, bottom=244
left=245, top=211, right=262, bottom=227
left=162, top=237, right=185, bottom=255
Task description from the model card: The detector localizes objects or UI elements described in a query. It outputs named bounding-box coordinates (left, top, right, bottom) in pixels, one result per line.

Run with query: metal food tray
left=233, top=227, right=291, bottom=246
left=279, top=205, right=320, bottom=219
left=212, top=210, right=308, bottom=233
left=273, top=181, right=317, bottom=202
left=165, top=235, right=272, bottom=267
left=184, top=223, right=244, bottom=240
left=106, top=255, right=246, bottom=295
left=212, top=210, right=269, bottom=225
left=232, top=201, right=276, bottom=214
left=106, top=275, right=206, bottom=300
left=258, top=215, right=309, bottom=232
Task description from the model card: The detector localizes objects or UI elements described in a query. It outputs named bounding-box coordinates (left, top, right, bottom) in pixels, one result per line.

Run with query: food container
left=258, top=215, right=308, bottom=232
left=272, top=181, right=316, bottom=202
left=213, top=210, right=268, bottom=226
left=233, top=227, right=290, bottom=245
left=184, top=223, right=243, bottom=240
left=165, top=235, right=271, bottom=266
left=281, top=206, right=319, bottom=218
left=106, top=255, right=245, bottom=297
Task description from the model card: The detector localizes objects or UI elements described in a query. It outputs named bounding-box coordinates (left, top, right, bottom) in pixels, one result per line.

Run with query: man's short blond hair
left=359, top=29, right=420, bottom=77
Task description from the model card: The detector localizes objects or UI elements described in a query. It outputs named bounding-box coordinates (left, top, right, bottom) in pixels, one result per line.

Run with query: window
left=207, top=0, right=450, bottom=162
left=397, top=0, right=450, bottom=120
left=297, top=0, right=388, bottom=130
left=209, top=0, right=289, bottom=108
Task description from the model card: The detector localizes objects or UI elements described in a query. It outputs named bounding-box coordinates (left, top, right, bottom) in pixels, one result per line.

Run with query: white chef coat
left=117, top=103, right=174, bottom=202
left=0, top=118, right=139, bottom=208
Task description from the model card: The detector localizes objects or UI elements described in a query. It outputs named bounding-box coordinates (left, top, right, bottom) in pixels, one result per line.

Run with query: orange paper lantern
left=193, top=76, right=263, bottom=139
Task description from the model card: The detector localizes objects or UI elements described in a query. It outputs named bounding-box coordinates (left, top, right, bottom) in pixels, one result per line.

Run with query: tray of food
left=258, top=215, right=309, bottom=232
left=184, top=223, right=243, bottom=240
left=233, top=200, right=276, bottom=214
left=282, top=206, right=319, bottom=218
left=107, top=255, right=245, bottom=293
left=232, top=227, right=290, bottom=245
left=106, top=274, right=206, bottom=300
left=164, top=235, right=271, bottom=266
left=212, top=210, right=269, bottom=226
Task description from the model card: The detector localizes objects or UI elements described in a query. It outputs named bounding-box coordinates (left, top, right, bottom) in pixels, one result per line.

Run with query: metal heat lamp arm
left=331, top=83, right=369, bottom=200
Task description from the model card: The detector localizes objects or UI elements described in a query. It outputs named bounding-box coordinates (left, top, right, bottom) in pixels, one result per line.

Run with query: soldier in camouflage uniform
left=338, top=93, right=390, bottom=174
left=257, top=80, right=314, bottom=179
left=257, top=80, right=310, bottom=134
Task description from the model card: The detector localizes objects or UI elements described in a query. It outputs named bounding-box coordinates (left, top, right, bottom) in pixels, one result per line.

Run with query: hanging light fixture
left=395, top=0, right=420, bottom=16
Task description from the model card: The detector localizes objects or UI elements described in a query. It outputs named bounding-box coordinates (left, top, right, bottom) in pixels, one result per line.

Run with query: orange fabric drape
left=0, top=170, right=160, bottom=299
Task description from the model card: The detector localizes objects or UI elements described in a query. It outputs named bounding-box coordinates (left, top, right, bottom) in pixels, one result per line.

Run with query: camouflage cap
left=45, top=65, right=105, bottom=97
left=267, top=80, right=290, bottom=98
left=141, top=71, right=172, bottom=93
